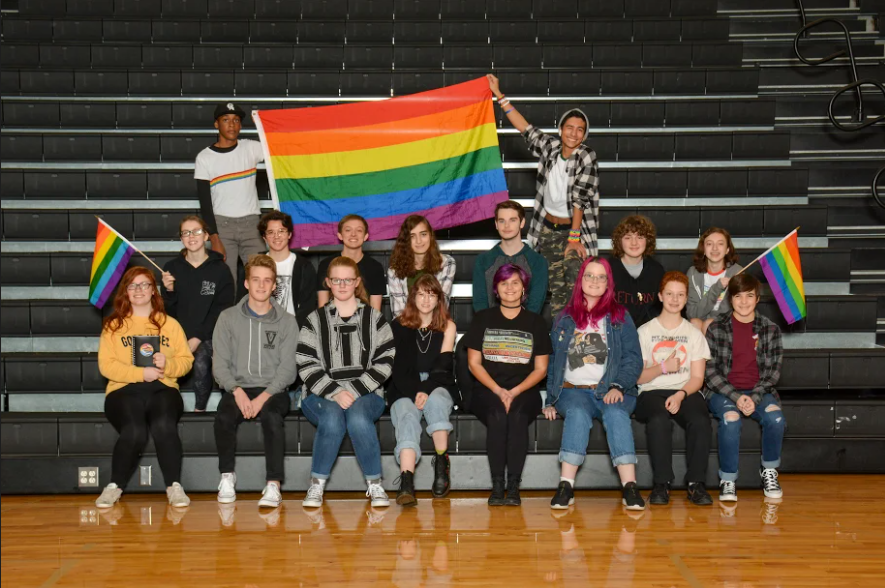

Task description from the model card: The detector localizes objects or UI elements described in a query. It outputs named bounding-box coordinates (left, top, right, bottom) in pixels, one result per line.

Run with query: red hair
left=562, top=257, right=626, bottom=329
left=102, top=267, right=166, bottom=334
left=659, top=271, right=689, bottom=294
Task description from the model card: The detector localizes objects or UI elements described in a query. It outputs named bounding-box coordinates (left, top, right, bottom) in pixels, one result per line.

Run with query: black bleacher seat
left=720, top=99, right=775, bottom=125
left=302, top=0, right=348, bottom=19
left=146, top=171, right=198, bottom=198
left=18, top=71, right=71, bottom=95
left=495, top=71, right=549, bottom=95
left=626, top=170, right=684, bottom=196
left=254, top=0, right=299, bottom=18
left=675, top=134, right=733, bottom=160
left=181, top=71, right=234, bottom=95
left=24, top=172, right=86, bottom=198
left=706, top=68, right=759, bottom=94
left=586, top=20, right=633, bottom=42
left=692, top=43, right=743, bottom=67
left=135, top=212, right=182, bottom=238
left=160, top=136, right=206, bottom=161
left=2, top=19, right=55, bottom=42
left=489, top=21, right=536, bottom=43
left=617, top=135, right=675, bottom=160
left=17, top=0, right=67, bottom=16
left=444, top=45, right=493, bottom=69
left=0, top=172, right=24, bottom=199
left=748, top=169, right=808, bottom=196
left=102, top=20, right=153, bottom=43
left=682, top=18, right=730, bottom=40
left=700, top=208, right=764, bottom=237
left=394, top=46, right=444, bottom=70
left=734, top=132, right=790, bottom=159
left=643, top=43, right=693, bottom=67
left=101, top=136, right=160, bottom=161
left=339, top=72, right=392, bottom=95
left=688, top=169, right=748, bottom=195
left=152, top=20, right=202, bottom=42
left=244, top=46, right=294, bottom=68
left=0, top=255, right=50, bottom=285
left=654, top=69, right=704, bottom=94
left=625, top=0, right=670, bottom=17
left=441, top=21, right=488, bottom=43
left=250, top=21, right=300, bottom=43
left=610, top=102, right=665, bottom=126
left=394, top=21, right=441, bottom=43
left=494, top=45, right=542, bottom=69
left=299, top=21, right=347, bottom=43
left=128, top=71, right=182, bottom=94
left=87, top=172, right=148, bottom=199
left=53, top=19, right=103, bottom=42
left=665, top=100, right=718, bottom=125
left=392, top=72, right=445, bottom=94
left=395, top=0, right=442, bottom=20
left=1, top=136, right=42, bottom=161
left=578, top=0, right=624, bottom=17
left=208, top=0, right=255, bottom=18
left=116, top=0, right=163, bottom=17
left=2, top=103, right=60, bottom=127
left=534, top=0, right=578, bottom=19
left=549, top=71, right=597, bottom=94
left=0, top=302, right=30, bottom=336
left=117, top=103, right=173, bottom=127
left=67, top=0, right=114, bottom=16
left=289, top=71, right=341, bottom=94
left=350, top=0, right=395, bottom=20
left=40, top=45, right=93, bottom=69
left=346, top=21, right=394, bottom=42
left=91, top=45, right=143, bottom=69
left=74, top=71, right=129, bottom=94
left=441, top=0, right=487, bottom=19
left=537, top=21, right=583, bottom=42
left=488, top=0, right=532, bottom=20
left=343, top=46, right=394, bottom=69
left=162, top=0, right=209, bottom=17
left=594, top=44, right=642, bottom=68
left=498, top=102, right=556, bottom=126
left=73, top=212, right=134, bottom=238
left=641, top=208, right=699, bottom=236
left=604, top=70, right=654, bottom=94
left=1, top=45, right=40, bottom=69
left=30, top=302, right=103, bottom=336
left=200, top=20, right=251, bottom=43
left=235, top=71, right=288, bottom=95
left=294, top=46, right=344, bottom=69
left=633, top=20, right=681, bottom=41
left=559, top=101, right=610, bottom=125
left=193, top=46, right=243, bottom=69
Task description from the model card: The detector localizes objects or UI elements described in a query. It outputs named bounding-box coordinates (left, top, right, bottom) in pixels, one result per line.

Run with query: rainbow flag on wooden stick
left=757, top=229, right=806, bottom=324
left=253, top=78, right=508, bottom=247
left=89, top=218, right=136, bottom=308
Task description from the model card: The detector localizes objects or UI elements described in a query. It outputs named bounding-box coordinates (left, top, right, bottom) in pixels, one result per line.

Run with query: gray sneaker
left=95, top=483, right=122, bottom=508
left=166, top=482, right=190, bottom=508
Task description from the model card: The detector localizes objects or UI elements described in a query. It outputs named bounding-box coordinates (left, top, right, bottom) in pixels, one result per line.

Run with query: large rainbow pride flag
left=758, top=229, right=806, bottom=324
left=89, top=218, right=135, bottom=308
left=253, top=78, right=508, bottom=247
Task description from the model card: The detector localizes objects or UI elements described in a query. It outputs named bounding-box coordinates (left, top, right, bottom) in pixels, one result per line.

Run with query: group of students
left=93, top=84, right=784, bottom=513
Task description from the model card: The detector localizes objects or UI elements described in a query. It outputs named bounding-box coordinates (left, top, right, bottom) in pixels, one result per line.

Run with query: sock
left=560, top=477, right=575, bottom=488
left=367, top=478, right=381, bottom=486
left=436, top=448, right=447, bottom=456
left=313, top=478, right=327, bottom=488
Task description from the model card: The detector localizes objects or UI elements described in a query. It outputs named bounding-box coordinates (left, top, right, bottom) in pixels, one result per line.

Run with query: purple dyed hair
left=492, top=263, right=530, bottom=305
left=562, top=257, right=627, bottom=329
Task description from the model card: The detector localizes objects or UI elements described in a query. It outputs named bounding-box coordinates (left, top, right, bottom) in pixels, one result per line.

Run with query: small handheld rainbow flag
left=757, top=229, right=806, bottom=324
left=89, top=218, right=136, bottom=308
left=253, top=78, right=508, bottom=247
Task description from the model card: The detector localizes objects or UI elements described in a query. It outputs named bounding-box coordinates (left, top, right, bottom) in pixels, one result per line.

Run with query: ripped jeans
left=708, top=392, right=786, bottom=482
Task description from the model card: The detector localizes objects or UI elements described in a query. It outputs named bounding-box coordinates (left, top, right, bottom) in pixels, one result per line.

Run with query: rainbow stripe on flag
left=758, top=229, right=806, bottom=324
left=253, top=78, right=508, bottom=247
left=89, top=218, right=136, bottom=308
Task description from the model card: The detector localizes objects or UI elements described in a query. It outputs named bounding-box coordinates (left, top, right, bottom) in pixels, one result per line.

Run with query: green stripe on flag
left=771, top=247, right=806, bottom=314
left=89, top=238, right=125, bottom=294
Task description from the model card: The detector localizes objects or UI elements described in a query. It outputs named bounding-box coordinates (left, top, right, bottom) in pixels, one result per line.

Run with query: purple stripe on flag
left=290, top=190, right=509, bottom=248
left=760, top=255, right=802, bottom=325
left=92, top=248, right=135, bottom=308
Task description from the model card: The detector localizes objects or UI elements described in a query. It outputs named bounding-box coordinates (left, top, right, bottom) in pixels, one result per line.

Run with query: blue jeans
left=390, top=388, right=454, bottom=464
left=708, top=392, right=786, bottom=481
left=555, top=387, right=638, bottom=467
left=191, top=340, right=214, bottom=411
left=301, top=392, right=385, bottom=480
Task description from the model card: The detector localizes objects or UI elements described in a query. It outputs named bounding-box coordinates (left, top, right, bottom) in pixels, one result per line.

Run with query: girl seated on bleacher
left=686, top=227, right=743, bottom=334
left=95, top=267, right=194, bottom=510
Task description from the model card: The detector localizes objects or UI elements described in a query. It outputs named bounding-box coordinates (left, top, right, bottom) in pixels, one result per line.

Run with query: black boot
left=396, top=471, right=417, bottom=507
left=504, top=476, right=522, bottom=506
left=431, top=452, right=451, bottom=498
left=488, top=477, right=506, bottom=506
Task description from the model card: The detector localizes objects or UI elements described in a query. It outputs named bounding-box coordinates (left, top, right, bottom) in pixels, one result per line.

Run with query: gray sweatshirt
left=212, top=296, right=299, bottom=395
left=686, top=264, right=743, bottom=321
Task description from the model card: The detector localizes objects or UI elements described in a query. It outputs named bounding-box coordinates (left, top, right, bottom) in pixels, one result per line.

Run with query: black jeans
left=214, top=387, right=290, bottom=481
left=191, top=340, right=214, bottom=411
left=104, top=382, right=184, bottom=488
left=470, top=386, right=541, bottom=480
left=634, top=389, right=711, bottom=485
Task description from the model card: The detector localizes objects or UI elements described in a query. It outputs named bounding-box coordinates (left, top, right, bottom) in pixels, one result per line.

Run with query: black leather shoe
left=431, top=453, right=451, bottom=498
left=488, top=477, right=506, bottom=506
left=504, top=477, right=522, bottom=506
left=687, top=482, right=713, bottom=506
left=649, top=483, right=670, bottom=505
left=396, top=471, right=417, bottom=507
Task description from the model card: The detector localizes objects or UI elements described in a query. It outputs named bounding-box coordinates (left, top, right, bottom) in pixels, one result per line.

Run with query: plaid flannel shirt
left=387, top=253, right=456, bottom=317
left=703, top=313, right=783, bottom=405
left=522, top=125, right=600, bottom=257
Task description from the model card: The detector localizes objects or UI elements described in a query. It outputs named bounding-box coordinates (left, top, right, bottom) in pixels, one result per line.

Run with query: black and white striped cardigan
left=296, top=301, right=395, bottom=400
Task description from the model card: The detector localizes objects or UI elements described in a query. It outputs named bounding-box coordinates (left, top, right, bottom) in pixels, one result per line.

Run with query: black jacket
left=162, top=250, right=234, bottom=341
left=387, top=320, right=460, bottom=407
left=284, top=251, right=318, bottom=325
left=608, top=255, right=665, bottom=328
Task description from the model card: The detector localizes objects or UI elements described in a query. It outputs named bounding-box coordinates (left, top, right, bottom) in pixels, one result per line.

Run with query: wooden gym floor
left=1, top=475, right=882, bottom=587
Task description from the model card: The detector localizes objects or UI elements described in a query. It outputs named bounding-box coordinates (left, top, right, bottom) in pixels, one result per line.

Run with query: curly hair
left=692, top=227, right=739, bottom=273
left=397, top=274, right=452, bottom=332
left=388, top=215, right=444, bottom=279
left=610, top=214, right=657, bottom=258
left=103, top=267, right=166, bottom=334
left=257, top=210, right=294, bottom=236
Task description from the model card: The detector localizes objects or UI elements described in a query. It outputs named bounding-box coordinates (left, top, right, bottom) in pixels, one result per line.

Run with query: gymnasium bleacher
left=1, top=0, right=883, bottom=494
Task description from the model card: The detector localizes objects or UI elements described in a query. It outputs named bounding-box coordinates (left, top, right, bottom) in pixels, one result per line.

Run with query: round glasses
left=180, top=228, right=205, bottom=238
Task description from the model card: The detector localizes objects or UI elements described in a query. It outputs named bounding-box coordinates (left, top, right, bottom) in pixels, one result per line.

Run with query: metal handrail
left=873, top=167, right=885, bottom=211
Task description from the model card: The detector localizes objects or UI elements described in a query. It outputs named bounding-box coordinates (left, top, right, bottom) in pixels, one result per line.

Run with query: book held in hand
left=132, top=336, right=161, bottom=367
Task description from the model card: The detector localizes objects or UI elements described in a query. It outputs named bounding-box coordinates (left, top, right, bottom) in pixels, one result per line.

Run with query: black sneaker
left=550, top=481, right=575, bottom=510
left=687, top=482, right=713, bottom=506
left=504, top=477, right=521, bottom=506
left=431, top=452, right=451, bottom=498
left=488, top=477, right=506, bottom=506
left=621, top=482, right=646, bottom=511
left=648, top=483, right=670, bottom=505
left=395, top=471, right=417, bottom=507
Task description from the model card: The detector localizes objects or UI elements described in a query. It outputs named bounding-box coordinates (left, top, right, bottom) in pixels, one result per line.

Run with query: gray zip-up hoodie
left=212, top=295, right=299, bottom=396
left=686, top=263, right=743, bottom=321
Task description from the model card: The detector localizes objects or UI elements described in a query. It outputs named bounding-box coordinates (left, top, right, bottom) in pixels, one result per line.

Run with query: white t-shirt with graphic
left=638, top=318, right=711, bottom=392
left=194, top=139, right=264, bottom=218
left=272, top=252, right=297, bottom=315
left=565, top=318, right=608, bottom=386
left=543, top=156, right=570, bottom=218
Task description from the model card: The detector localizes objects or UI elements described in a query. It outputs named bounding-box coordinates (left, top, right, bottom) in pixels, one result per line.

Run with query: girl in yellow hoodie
left=95, top=267, right=194, bottom=509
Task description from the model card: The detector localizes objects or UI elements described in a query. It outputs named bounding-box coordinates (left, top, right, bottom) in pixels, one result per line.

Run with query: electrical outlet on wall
left=78, top=467, right=99, bottom=488
left=139, top=465, right=152, bottom=486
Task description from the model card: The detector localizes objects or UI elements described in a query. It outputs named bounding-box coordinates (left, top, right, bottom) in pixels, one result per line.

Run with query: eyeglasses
left=127, top=282, right=153, bottom=292
left=583, top=274, right=608, bottom=283
left=180, top=228, right=205, bottom=238
left=329, top=278, right=356, bottom=286
left=264, top=229, right=289, bottom=237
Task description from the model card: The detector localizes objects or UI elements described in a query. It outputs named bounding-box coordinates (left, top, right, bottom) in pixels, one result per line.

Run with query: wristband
left=660, top=361, right=668, bottom=375
left=499, top=98, right=511, bottom=106
left=676, top=389, right=687, bottom=398
left=504, top=108, right=514, bottom=114
left=568, top=229, right=581, bottom=243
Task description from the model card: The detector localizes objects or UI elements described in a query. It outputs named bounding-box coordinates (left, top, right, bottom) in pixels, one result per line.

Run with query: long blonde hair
left=326, top=256, right=369, bottom=305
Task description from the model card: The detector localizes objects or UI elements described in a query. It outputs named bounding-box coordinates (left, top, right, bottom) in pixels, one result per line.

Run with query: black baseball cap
left=214, top=102, right=246, bottom=121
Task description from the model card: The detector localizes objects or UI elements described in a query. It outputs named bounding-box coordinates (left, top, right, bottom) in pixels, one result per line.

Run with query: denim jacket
left=545, top=311, right=643, bottom=407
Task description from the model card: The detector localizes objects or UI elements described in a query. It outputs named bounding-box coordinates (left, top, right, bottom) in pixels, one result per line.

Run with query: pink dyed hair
left=562, top=256, right=627, bottom=329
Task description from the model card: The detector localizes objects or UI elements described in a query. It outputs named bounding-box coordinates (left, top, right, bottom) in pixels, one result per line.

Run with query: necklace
left=416, top=327, right=434, bottom=354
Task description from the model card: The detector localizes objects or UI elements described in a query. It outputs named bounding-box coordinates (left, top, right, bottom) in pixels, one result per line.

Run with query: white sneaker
left=719, top=480, right=738, bottom=502
left=760, top=468, right=783, bottom=499
left=366, top=481, right=390, bottom=508
left=166, top=482, right=190, bottom=508
left=217, top=472, right=237, bottom=504
left=95, top=483, right=122, bottom=508
left=258, top=482, right=282, bottom=508
left=302, top=479, right=325, bottom=508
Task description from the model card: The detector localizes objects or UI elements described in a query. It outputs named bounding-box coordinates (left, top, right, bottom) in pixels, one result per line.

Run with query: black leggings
left=470, top=386, right=542, bottom=479
left=104, top=382, right=184, bottom=488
